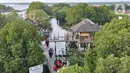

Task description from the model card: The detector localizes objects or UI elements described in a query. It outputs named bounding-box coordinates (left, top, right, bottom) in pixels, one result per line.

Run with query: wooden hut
left=70, top=18, right=100, bottom=49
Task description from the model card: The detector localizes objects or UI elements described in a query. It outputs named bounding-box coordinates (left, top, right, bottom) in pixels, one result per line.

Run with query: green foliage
left=92, top=5, right=114, bottom=25
left=0, top=11, right=20, bottom=29
left=56, top=8, right=68, bottom=25
left=67, top=48, right=84, bottom=67
left=6, top=10, right=19, bottom=23
left=67, top=48, right=80, bottom=56
left=66, top=4, right=114, bottom=26
left=0, top=3, right=14, bottom=12
left=52, top=3, right=114, bottom=26
left=51, top=3, right=70, bottom=14
left=0, top=13, right=6, bottom=29
left=51, top=3, right=70, bottom=26
left=93, top=17, right=130, bottom=73
left=27, top=9, right=50, bottom=29
left=27, top=2, right=52, bottom=29
left=69, top=55, right=84, bottom=67
left=95, top=54, right=130, bottom=73
left=0, top=19, right=44, bottom=73
left=84, top=48, right=97, bottom=73
left=57, top=64, right=83, bottom=73
left=27, top=1, right=53, bottom=16
left=114, top=14, right=129, bottom=19
left=66, top=3, right=88, bottom=26
left=94, top=17, right=130, bottom=58
left=95, top=54, right=120, bottom=73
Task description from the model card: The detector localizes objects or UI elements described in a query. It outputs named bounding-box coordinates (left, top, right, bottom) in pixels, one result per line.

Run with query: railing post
left=55, top=41, right=57, bottom=59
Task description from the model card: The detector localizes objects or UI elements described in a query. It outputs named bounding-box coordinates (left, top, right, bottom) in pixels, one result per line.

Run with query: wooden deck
left=49, top=36, right=93, bottom=43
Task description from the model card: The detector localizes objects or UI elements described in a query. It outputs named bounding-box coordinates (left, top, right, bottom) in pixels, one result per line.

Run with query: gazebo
left=70, top=18, right=100, bottom=49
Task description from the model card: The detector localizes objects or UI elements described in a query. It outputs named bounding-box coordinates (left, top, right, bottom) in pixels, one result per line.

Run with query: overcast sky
left=0, top=0, right=130, bottom=3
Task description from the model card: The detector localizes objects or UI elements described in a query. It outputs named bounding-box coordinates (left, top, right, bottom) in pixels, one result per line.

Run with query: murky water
left=49, top=18, right=67, bottom=55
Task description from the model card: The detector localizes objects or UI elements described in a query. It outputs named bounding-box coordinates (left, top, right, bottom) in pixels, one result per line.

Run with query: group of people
left=47, top=46, right=68, bottom=72
left=52, top=58, right=67, bottom=72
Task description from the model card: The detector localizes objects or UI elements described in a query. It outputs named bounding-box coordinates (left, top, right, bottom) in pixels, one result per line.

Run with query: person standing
left=48, top=48, right=53, bottom=58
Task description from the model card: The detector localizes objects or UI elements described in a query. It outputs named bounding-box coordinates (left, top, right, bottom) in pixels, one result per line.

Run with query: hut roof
left=70, top=19, right=100, bottom=32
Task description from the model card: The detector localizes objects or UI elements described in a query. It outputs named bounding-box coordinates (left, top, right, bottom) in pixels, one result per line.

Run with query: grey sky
left=0, top=0, right=130, bottom=3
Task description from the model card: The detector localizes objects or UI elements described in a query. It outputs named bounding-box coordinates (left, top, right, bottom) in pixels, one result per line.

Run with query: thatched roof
left=70, top=19, right=100, bottom=32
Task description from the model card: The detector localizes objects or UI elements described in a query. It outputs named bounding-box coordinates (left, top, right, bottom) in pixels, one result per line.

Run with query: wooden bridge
left=49, top=36, right=74, bottom=42
left=48, top=34, right=93, bottom=43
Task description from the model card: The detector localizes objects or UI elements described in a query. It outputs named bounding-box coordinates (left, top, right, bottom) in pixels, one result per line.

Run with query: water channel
left=49, top=18, right=67, bottom=55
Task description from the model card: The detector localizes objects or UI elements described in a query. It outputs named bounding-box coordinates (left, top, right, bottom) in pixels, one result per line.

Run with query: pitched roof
left=70, top=18, right=100, bottom=32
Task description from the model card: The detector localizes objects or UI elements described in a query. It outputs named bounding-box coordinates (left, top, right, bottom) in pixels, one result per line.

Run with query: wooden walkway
left=44, top=50, right=55, bottom=73
left=41, top=42, right=55, bottom=73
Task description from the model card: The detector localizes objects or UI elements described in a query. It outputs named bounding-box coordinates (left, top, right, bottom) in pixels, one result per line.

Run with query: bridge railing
left=49, top=36, right=74, bottom=41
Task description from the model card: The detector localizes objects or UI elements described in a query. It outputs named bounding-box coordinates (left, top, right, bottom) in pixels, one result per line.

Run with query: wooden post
left=55, top=41, right=57, bottom=59
left=78, top=43, right=81, bottom=50
left=54, top=34, right=57, bottom=59
left=84, top=43, right=86, bottom=51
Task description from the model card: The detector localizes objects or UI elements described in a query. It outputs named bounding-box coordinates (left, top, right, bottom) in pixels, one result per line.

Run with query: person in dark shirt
left=48, top=48, right=53, bottom=58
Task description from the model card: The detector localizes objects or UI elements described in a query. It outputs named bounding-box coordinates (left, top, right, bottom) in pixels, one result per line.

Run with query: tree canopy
left=6, top=10, right=19, bottom=23
left=0, top=19, right=44, bottom=73
left=55, top=8, right=68, bottom=25
left=66, top=4, right=114, bottom=26
left=94, top=17, right=130, bottom=58
left=51, top=3, right=70, bottom=14
left=27, top=9, right=50, bottom=29
left=27, top=1, right=53, bottom=16
left=0, top=13, right=6, bottom=29
left=0, top=11, right=20, bottom=29
left=65, top=3, right=88, bottom=26
left=0, top=3, right=14, bottom=12
left=26, top=2, right=52, bottom=29
left=51, top=3, right=70, bottom=26
left=52, top=3, right=115, bottom=26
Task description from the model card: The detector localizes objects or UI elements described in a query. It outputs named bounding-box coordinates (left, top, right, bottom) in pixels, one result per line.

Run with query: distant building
left=70, top=18, right=100, bottom=50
